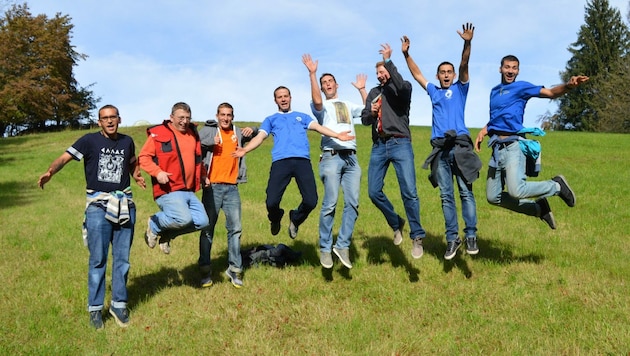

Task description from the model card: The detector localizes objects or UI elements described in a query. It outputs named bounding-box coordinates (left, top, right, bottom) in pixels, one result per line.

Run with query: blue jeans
left=486, top=141, right=558, bottom=216
left=199, top=183, right=243, bottom=272
left=85, top=203, right=135, bottom=311
left=367, top=137, right=426, bottom=239
left=318, top=151, right=361, bottom=252
left=436, top=147, right=477, bottom=242
left=150, top=190, right=210, bottom=240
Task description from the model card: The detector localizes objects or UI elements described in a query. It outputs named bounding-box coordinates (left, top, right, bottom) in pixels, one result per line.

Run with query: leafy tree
left=0, top=3, right=97, bottom=136
left=555, top=0, right=630, bottom=131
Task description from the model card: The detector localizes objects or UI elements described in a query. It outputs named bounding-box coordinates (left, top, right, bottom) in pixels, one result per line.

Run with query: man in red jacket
left=139, top=102, right=209, bottom=254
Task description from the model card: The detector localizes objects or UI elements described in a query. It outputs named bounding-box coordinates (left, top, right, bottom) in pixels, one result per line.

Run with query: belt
left=495, top=141, right=515, bottom=150
left=377, top=133, right=407, bottom=141
left=323, top=149, right=356, bottom=156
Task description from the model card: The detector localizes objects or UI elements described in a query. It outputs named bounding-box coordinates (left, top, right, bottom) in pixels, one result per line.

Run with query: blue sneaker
left=109, top=306, right=130, bottom=328
left=90, top=311, right=103, bottom=330
left=224, top=268, right=243, bottom=288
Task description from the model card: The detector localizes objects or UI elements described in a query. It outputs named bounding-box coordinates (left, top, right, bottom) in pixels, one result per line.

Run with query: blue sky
left=19, top=0, right=630, bottom=128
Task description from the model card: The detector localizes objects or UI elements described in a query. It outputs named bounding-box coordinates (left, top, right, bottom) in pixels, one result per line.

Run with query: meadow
left=0, top=123, right=628, bottom=355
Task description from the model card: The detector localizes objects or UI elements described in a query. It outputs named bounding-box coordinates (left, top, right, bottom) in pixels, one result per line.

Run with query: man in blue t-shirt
left=475, top=55, right=589, bottom=229
left=402, top=23, right=482, bottom=261
left=38, top=105, right=146, bottom=329
left=233, top=86, right=354, bottom=241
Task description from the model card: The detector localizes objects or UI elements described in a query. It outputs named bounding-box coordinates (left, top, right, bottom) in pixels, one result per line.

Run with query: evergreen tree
left=0, top=4, right=97, bottom=136
left=555, top=0, right=630, bottom=131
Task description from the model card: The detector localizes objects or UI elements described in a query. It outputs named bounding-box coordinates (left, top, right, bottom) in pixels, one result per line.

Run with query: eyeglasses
left=99, top=115, right=119, bottom=122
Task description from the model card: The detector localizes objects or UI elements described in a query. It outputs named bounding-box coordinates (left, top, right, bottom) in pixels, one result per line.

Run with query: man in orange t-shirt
left=139, top=102, right=209, bottom=255
left=197, top=102, right=257, bottom=288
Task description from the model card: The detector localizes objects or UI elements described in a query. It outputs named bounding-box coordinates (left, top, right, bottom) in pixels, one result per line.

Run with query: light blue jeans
left=85, top=202, right=135, bottom=311
left=199, top=183, right=243, bottom=273
left=436, top=147, right=477, bottom=242
left=486, top=141, right=558, bottom=216
left=151, top=190, right=209, bottom=240
left=367, top=137, right=426, bottom=239
left=318, top=151, right=361, bottom=252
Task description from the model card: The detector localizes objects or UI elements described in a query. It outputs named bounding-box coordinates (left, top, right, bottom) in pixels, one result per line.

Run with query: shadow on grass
left=0, top=180, right=38, bottom=209
left=424, top=235, right=545, bottom=279
left=359, top=233, right=424, bottom=283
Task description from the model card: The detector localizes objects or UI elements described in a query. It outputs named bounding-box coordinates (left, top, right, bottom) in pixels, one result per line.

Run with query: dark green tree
left=0, top=3, right=97, bottom=136
left=555, top=0, right=630, bottom=131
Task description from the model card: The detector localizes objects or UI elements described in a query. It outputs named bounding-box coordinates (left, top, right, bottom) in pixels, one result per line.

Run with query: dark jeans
left=266, top=158, right=318, bottom=226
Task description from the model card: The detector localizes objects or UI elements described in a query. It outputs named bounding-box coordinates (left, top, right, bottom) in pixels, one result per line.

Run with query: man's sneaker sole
left=393, top=217, right=405, bottom=245
left=109, top=307, right=129, bottom=328
left=145, top=217, right=158, bottom=249
left=466, top=237, right=479, bottom=255
left=444, top=239, right=462, bottom=260
left=537, top=197, right=557, bottom=230
left=225, top=269, right=243, bottom=288
left=411, top=237, right=424, bottom=259
left=320, top=252, right=333, bottom=269
left=333, top=248, right=352, bottom=269
left=553, top=175, right=576, bottom=207
left=288, top=221, right=298, bottom=239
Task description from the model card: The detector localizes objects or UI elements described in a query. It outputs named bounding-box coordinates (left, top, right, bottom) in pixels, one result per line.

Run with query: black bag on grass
left=241, top=244, right=302, bottom=268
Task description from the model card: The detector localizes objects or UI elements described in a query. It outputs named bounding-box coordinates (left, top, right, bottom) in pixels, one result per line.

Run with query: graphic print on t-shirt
left=333, top=102, right=350, bottom=124
left=97, top=148, right=125, bottom=184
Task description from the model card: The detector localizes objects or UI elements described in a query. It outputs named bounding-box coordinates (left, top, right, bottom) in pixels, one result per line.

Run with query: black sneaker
left=444, top=238, right=462, bottom=260
left=270, top=220, right=281, bottom=236
left=288, top=221, right=298, bottom=239
left=537, top=197, right=556, bottom=230
left=109, top=306, right=130, bottom=328
left=552, top=175, right=575, bottom=207
left=466, top=237, right=479, bottom=255
left=90, top=311, right=103, bottom=330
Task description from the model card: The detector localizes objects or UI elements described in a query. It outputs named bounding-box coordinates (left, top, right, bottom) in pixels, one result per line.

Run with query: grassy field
left=0, top=123, right=628, bottom=355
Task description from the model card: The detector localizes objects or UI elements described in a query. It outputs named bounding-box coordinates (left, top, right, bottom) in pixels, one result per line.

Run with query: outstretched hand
left=567, top=75, right=589, bottom=89
left=302, top=54, right=318, bottom=74
left=337, top=130, right=356, bottom=142
left=457, top=22, right=475, bottom=41
left=401, top=35, right=410, bottom=53
left=379, top=43, right=392, bottom=61
left=352, top=73, right=367, bottom=89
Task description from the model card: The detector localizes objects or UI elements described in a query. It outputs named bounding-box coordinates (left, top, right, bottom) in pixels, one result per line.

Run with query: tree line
left=1, top=0, right=629, bottom=137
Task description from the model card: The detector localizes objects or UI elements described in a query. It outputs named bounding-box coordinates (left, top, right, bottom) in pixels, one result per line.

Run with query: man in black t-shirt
left=38, top=104, right=146, bottom=330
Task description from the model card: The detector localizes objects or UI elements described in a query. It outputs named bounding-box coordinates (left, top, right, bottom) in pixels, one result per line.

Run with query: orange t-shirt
left=209, top=128, right=238, bottom=184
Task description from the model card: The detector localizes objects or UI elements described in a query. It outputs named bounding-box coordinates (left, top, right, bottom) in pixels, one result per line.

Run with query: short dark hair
left=274, top=86, right=291, bottom=98
left=98, top=104, right=119, bottom=118
left=216, top=102, right=234, bottom=115
left=436, top=61, right=455, bottom=74
left=501, top=55, right=520, bottom=66
left=171, top=102, right=191, bottom=115
left=319, top=73, right=337, bottom=86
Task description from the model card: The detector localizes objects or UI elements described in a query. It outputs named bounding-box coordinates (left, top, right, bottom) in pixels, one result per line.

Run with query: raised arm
left=302, top=54, right=323, bottom=111
left=539, top=75, right=590, bottom=99
left=38, top=152, right=74, bottom=189
left=401, top=35, right=428, bottom=90
left=457, top=22, right=474, bottom=83
left=352, top=73, right=368, bottom=105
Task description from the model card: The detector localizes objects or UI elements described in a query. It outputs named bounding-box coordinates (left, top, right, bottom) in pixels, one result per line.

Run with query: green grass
left=0, top=124, right=628, bottom=355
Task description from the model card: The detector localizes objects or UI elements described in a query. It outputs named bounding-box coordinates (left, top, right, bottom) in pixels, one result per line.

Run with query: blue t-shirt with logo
left=427, top=81, right=469, bottom=139
left=488, top=81, right=543, bottom=134
left=260, top=111, right=314, bottom=162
